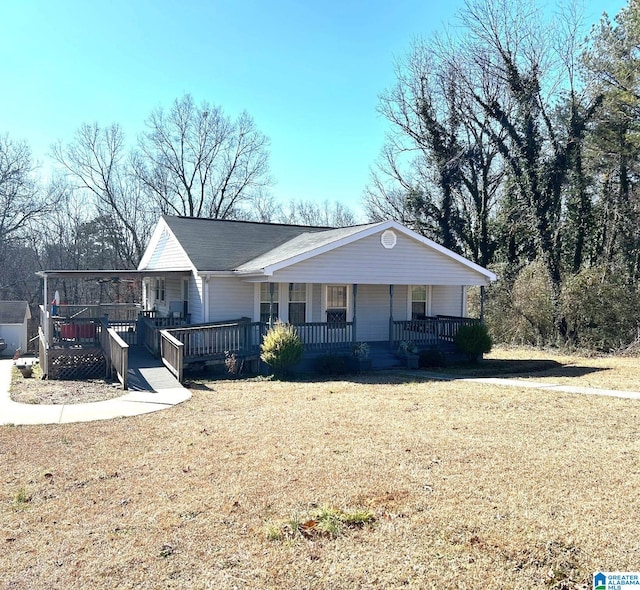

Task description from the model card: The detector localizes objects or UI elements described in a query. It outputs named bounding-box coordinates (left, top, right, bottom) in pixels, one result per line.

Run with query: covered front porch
left=36, top=270, right=483, bottom=383
left=157, top=313, right=480, bottom=380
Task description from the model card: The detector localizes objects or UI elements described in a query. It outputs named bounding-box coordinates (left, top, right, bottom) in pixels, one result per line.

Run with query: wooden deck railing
left=55, top=303, right=141, bottom=321
left=99, top=319, right=129, bottom=389
left=140, top=314, right=191, bottom=356
left=391, top=316, right=479, bottom=348
left=151, top=316, right=480, bottom=379
left=160, top=330, right=184, bottom=382
left=106, top=319, right=138, bottom=345
left=292, top=322, right=354, bottom=351
left=167, top=321, right=264, bottom=360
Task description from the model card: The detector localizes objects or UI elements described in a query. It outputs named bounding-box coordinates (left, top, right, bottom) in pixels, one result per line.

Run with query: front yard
left=1, top=348, right=639, bottom=589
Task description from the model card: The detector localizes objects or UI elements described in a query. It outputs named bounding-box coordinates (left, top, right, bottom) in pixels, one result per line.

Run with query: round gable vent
left=381, top=229, right=397, bottom=249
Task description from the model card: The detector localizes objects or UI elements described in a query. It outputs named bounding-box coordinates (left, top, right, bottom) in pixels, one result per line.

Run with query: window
left=155, top=278, right=165, bottom=303
left=411, top=285, right=427, bottom=319
left=288, top=283, right=307, bottom=324
left=260, top=283, right=279, bottom=323
left=326, top=285, right=347, bottom=323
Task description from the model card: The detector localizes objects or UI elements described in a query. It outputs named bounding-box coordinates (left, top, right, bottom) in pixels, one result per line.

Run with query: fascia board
left=195, top=271, right=237, bottom=278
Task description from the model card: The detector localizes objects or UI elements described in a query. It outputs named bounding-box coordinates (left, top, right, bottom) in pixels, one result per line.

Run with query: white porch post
left=269, top=283, right=275, bottom=328
left=42, top=275, right=49, bottom=377
left=480, top=286, right=486, bottom=323
left=43, top=275, right=48, bottom=342
left=352, top=284, right=358, bottom=343
left=388, top=284, right=394, bottom=346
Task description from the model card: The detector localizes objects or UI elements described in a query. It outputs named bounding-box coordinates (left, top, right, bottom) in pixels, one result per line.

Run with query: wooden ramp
left=127, top=346, right=182, bottom=392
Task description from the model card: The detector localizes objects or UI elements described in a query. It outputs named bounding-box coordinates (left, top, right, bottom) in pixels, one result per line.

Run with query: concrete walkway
left=0, top=349, right=191, bottom=426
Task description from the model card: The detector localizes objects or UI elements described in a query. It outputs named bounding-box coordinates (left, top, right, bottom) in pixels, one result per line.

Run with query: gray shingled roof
left=235, top=222, right=385, bottom=272
left=162, top=216, right=381, bottom=272
left=0, top=301, right=29, bottom=324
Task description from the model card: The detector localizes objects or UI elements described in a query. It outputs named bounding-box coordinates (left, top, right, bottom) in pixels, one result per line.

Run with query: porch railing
left=292, top=322, right=354, bottom=351
left=391, top=316, right=479, bottom=348
left=140, top=314, right=192, bottom=357
left=99, top=318, right=129, bottom=389
left=55, top=303, right=141, bottom=321
left=160, top=330, right=184, bottom=382
left=166, top=321, right=265, bottom=360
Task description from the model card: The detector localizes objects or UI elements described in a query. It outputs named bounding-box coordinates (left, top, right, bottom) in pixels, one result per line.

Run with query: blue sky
left=0, top=0, right=628, bottom=220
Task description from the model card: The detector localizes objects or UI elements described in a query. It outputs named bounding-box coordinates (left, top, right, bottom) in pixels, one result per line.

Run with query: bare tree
left=0, top=134, right=49, bottom=251
left=366, top=35, right=504, bottom=264
left=0, top=133, right=52, bottom=298
left=280, top=199, right=357, bottom=227
left=51, top=123, right=155, bottom=267
left=133, top=94, right=272, bottom=219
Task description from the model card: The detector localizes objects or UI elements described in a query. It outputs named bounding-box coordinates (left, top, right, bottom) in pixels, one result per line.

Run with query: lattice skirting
left=48, top=347, right=106, bottom=380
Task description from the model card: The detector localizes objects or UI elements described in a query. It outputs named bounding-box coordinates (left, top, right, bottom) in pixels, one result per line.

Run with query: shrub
left=484, top=259, right=555, bottom=346
left=351, top=341, right=370, bottom=359
left=260, top=322, right=303, bottom=377
left=561, top=266, right=640, bottom=351
left=454, top=323, right=492, bottom=362
left=315, top=353, right=350, bottom=376
left=419, top=346, right=446, bottom=368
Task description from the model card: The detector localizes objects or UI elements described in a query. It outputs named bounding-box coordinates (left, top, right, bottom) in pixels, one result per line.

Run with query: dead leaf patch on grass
left=9, top=366, right=122, bottom=404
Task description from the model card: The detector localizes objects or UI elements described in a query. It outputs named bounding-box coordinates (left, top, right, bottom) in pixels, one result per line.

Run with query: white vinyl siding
left=354, top=284, right=390, bottom=341
left=207, top=277, right=255, bottom=322
left=146, top=228, right=192, bottom=270
left=0, top=323, right=27, bottom=356
left=431, top=285, right=464, bottom=316
left=311, top=284, right=323, bottom=322
left=270, top=232, right=488, bottom=286
left=189, top=277, right=205, bottom=323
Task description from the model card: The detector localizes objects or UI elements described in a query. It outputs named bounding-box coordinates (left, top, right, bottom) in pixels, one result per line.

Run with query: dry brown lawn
left=1, top=347, right=639, bottom=589
left=439, top=346, right=640, bottom=392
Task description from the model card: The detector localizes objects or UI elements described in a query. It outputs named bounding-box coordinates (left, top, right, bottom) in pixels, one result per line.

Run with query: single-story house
left=137, top=216, right=495, bottom=361
left=35, top=217, right=496, bottom=380
left=0, top=301, right=31, bottom=356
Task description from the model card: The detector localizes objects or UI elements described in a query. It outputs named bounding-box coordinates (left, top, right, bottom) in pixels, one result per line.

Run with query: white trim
left=428, top=285, right=432, bottom=316
left=321, top=284, right=353, bottom=322
left=253, top=282, right=312, bottom=323
left=461, top=286, right=467, bottom=316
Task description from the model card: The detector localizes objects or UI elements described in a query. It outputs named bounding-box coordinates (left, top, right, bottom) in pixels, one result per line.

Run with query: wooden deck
left=38, top=305, right=480, bottom=383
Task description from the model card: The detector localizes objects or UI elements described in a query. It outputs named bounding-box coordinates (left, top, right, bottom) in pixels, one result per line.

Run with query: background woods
left=3, top=0, right=640, bottom=351
left=366, top=0, right=640, bottom=350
